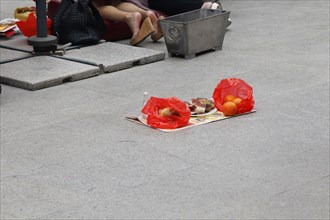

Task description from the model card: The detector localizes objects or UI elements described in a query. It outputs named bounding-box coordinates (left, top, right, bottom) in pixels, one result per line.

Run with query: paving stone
left=0, top=42, right=165, bottom=91
left=0, top=56, right=100, bottom=90
left=0, top=34, right=33, bottom=52
left=61, top=42, right=165, bottom=73
left=0, top=47, right=32, bottom=64
left=0, top=41, right=165, bottom=90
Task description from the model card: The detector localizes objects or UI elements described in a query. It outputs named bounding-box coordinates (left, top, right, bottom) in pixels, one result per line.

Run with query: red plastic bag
left=16, top=13, right=52, bottom=37
left=142, top=96, right=191, bottom=129
left=212, top=78, right=254, bottom=114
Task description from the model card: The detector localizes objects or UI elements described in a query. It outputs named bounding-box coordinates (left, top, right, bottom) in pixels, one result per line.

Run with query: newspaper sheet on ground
left=126, top=110, right=256, bottom=132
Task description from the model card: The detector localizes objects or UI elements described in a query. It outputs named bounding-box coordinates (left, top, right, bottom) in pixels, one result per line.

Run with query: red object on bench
left=47, top=0, right=164, bottom=42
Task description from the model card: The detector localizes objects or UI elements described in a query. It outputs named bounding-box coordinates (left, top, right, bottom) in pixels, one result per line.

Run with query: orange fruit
left=222, top=101, right=237, bottom=116
left=223, top=94, right=235, bottom=103
left=232, top=97, right=242, bottom=105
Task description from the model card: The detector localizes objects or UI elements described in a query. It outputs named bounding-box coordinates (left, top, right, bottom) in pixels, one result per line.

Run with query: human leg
left=115, top=2, right=162, bottom=41
left=92, top=0, right=144, bottom=40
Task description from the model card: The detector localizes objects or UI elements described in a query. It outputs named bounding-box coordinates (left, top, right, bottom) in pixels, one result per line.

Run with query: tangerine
left=223, top=94, right=235, bottom=103
left=222, top=101, right=237, bottom=116
left=232, top=97, right=242, bottom=105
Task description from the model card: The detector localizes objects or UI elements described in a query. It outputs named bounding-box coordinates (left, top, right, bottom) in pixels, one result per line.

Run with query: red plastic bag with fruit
left=16, top=13, right=52, bottom=37
left=212, top=78, right=254, bottom=116
left=141, top=96, right=191, bottom=129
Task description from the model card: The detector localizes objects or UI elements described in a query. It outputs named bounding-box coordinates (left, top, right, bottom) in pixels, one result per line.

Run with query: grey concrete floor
left=1, top=0, right=329, bottom=219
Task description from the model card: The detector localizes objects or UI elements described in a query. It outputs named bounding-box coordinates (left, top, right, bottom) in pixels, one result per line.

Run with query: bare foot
left=145, top=11, right=159, bottom=35
left=201, top=2, right=212, bottom=9
left=151, top=15, right=164, bottom=42
left=126, top=12, right=142, bottom=39
left=145, top=11, right=163, bottom=41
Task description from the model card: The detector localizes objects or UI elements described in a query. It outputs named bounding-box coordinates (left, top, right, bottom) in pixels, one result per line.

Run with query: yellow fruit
left=159, top=107, right=179, bottom=117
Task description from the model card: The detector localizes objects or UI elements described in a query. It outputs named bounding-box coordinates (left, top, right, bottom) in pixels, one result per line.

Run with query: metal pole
left=27, top=0, right=57, bottom=53
left=36, top=0, right=47, bottom=38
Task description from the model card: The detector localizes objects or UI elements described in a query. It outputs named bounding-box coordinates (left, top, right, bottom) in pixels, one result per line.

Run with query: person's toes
left=201, top=2, right=212, bottom=9
left=127, top=12, right=142, bottom=39
left=151, top=16, right=164, bottom=42
left=145, top=11, right=158, bottom=33
left=130, top=17, right=154, bottom=46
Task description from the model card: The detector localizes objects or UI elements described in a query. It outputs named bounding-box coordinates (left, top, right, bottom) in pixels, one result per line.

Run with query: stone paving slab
left=61, top=42, right=165, bottom=73
left=0, top=56, right=100, bottom=90
left=0, top=42, right=165, bottom=90
left=0, top=47, right=32, bottom=64
left=0, top=34, right=33, bottom=52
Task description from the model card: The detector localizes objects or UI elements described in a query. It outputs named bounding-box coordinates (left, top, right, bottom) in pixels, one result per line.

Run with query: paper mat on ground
left=126, top=110, right=256, bottom=132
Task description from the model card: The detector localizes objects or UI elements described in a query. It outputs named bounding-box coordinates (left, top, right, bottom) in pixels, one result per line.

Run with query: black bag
left=52, top=0, right=106, bottom=45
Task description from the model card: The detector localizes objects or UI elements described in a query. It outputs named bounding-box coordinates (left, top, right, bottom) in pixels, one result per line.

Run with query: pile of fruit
left=222, top=95, right=241, bottom=116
